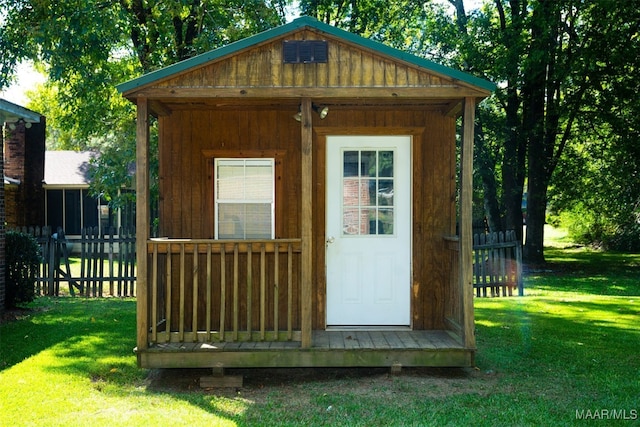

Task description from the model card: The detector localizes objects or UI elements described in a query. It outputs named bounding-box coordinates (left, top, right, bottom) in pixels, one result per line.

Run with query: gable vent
left=283, top=40, right=328, bottom=64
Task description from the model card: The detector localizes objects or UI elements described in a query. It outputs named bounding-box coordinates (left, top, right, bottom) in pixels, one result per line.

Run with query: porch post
left=136, top=96, right=150, bottom=352
left=300, top=98, right=313, bottom=348
left=460, top=97, right=476, bottom=349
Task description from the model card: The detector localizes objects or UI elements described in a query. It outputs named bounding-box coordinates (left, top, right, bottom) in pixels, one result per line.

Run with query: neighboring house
left=1, top=99, right=44, bottom=313
left=118, top=17, right=494, bottom=370
left=43, top=151, right=135, bottom=236
left=2, top=100, right=45, bottom=229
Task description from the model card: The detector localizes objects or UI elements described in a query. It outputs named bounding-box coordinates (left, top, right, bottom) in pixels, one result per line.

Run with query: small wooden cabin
left=118, top=17, right=493, bottom=370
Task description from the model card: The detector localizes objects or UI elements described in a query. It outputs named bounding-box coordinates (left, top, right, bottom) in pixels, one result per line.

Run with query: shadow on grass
left=0, top=297, right=137, bottom=371
left=143, top=365, right=488, bottom=426
left=3, top=264, right=639, bottom=426
left=529, top=247, right=640, bottom=296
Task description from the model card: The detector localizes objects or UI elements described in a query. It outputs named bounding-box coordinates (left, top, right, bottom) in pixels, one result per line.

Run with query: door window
left=342, top=150, right=394, bottom=236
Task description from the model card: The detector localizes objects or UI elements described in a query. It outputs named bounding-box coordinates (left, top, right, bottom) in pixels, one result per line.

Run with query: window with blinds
left=214, top=158, right=275, bottom=239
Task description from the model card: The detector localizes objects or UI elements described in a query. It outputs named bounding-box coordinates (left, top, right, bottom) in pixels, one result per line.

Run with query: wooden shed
left=118, top=16, right=494, bottom=370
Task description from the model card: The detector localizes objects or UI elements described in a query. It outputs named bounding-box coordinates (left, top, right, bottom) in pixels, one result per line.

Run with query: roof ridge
left=117, top=16, right=495, bottom=94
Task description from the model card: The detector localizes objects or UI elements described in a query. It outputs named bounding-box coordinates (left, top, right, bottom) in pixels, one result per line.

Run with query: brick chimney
left=3, top=117, right=46, bottom=228
left=0, top=122, right=5, bottom=313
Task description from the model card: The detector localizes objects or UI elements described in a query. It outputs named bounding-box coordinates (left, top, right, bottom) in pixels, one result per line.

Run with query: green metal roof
left=117, top=16, right=495, bottom=94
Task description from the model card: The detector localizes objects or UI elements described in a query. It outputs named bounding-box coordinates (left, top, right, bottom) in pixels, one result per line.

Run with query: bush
left=5, top=230, right=42, bottom=308
left=555, top=205, right=640, bottom=251
left=555, top=206, right=603, bottom=246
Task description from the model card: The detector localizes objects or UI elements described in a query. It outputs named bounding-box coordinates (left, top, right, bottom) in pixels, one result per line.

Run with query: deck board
left=355, top=331, right=373, bottom=348
left=396, top=330, right=420, bottom=348
left=342, top=332, right=360, bottom=349
left=140, top=330, right=473, bottom=369
left=382, top=331, right=404, bottom=348
left=328, top=332, right=344, bottom=349
left=368, top=332, right=390, bottom=349
left=149, top=330, right=463, bottom=351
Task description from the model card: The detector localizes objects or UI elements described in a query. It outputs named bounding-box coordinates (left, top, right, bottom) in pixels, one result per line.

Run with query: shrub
left=5, top=231, right=42, bottom=308
left=555, top=204, right=640, bottom=251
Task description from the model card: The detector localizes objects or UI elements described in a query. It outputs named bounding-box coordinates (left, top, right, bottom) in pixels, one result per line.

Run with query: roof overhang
left=0, top=99, right=42, bottom=124
left=4, top=176, right=21, bottom=186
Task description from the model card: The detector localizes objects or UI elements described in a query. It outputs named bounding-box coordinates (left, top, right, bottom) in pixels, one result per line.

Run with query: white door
left=326, top=135, right=411, bottom=326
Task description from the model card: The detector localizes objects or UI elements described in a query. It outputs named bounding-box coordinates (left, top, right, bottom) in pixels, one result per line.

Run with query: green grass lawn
left=1, top=228, right=639, bottom=426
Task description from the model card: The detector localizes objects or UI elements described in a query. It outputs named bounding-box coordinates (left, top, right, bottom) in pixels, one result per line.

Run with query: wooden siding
left=124, top=17, right=492, bottom=368
left=157, top=30, right=454, bottom=91
left=158, top=109, right=301, bottom=240
left=157, top=106, right=456, bottom=332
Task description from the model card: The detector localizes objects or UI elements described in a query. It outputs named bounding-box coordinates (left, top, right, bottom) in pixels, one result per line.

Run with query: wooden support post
left=136, top=97, right=150, bottom=354
left=300, top=98, right=313, bottom=348
left=460, top=97, right=476, bottom=350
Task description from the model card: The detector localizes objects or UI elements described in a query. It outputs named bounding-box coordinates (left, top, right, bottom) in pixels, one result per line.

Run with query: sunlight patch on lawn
left=0, top=348, right=247, bottom=426
left=0, top=298, right=249, bottom=427
left=474, top=319, right=501, bottom=327
left=477, top=293, right=639, bottom=332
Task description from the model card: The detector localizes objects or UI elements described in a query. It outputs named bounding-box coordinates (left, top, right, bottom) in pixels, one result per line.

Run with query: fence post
left=108, top=227, right=114, bottom=296
left=515, top=233, right=524, bottom=296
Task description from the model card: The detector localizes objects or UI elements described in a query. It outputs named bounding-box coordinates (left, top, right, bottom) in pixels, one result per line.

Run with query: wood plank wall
left=157, top=30, right=451, bottom=90
left=158, top=107, right=455, bottom=332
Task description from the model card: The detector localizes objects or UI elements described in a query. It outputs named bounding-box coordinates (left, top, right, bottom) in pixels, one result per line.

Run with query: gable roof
left=117, top=16, right=495, bottom=95
left=43, top=151, right=95, bottom=187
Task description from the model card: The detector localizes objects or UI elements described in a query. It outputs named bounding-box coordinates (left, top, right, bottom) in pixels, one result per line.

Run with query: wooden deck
left=136, top=330, right=474, bottom=369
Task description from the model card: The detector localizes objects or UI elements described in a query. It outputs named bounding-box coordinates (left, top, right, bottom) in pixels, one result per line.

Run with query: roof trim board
left=117, top=16, right=495, bottom=95
left=0, top=99, right=42, bottom=123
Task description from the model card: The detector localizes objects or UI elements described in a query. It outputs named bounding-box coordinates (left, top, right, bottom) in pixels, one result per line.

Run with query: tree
left=443, top=0, right=638, bottom=263
left=299, top=0, right=430, bottom=43
left=0, top=0, right=288, bottom=206
left=519, top=0, right=640, bottom=261
left=549, top=0, right=640, bottom=250
left=445, top=0, right=528, bottom=240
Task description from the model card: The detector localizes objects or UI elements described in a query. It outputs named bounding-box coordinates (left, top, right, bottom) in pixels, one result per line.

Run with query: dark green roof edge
left=0, top=98, right=42, bottom=122
left=117, top=16, right=495, bottom=94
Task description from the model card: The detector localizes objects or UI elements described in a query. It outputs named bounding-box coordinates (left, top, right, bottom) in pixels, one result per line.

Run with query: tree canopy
left=1, top=0, right=638, bottom=257
left=1, top=0, right=288, bottom=207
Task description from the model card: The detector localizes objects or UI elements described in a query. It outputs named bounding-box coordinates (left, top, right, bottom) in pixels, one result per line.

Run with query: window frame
left=214, top=157, right=276, bottom=240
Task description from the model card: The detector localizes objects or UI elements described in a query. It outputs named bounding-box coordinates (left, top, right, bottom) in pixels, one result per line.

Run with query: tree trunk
left=501, top=82, right=526, bottom=241
left=497, top=0, right=527, bottom=241
left=475, top=120, right=502, bottom=232
left=524, top=166, right=547, bottom=264
left=521, top=0, right=556, bottom=264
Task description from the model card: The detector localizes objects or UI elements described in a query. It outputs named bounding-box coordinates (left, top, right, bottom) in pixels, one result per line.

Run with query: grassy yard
left=1, top=228, right=638, bottom=426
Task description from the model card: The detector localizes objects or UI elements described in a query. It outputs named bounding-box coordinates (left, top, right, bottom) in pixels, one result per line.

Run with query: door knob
left=326, top=236, right=335, bottom=245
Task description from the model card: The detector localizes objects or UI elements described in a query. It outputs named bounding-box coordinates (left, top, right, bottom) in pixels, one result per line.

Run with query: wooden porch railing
left=443, top=231, right=524, bottom=341
left=147, top=238, right=302, bottom=345
left=443, top=236, right=463, bottom=337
